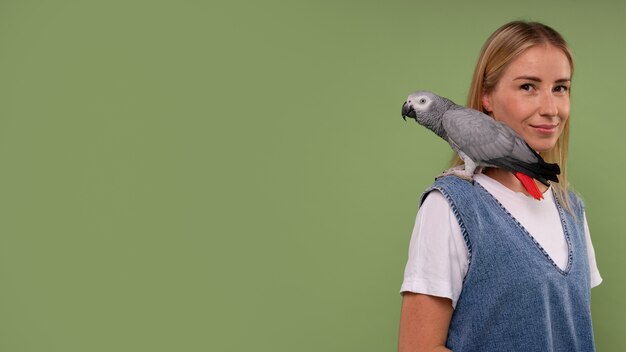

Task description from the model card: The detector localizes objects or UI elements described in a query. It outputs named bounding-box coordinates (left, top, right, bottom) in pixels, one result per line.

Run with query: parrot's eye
left=419, top=98, right=427, bottom=104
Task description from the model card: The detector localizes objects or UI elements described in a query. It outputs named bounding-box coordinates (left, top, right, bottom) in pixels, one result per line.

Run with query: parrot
left=401, top=90, right=560, bottom=200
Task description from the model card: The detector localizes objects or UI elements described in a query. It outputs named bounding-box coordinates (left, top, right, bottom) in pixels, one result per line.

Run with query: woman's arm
left=398, top=292, right=453, bottom=352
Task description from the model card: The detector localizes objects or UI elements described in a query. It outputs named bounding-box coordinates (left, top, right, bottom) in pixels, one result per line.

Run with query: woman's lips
left=530, top=124, right=559, bottom=134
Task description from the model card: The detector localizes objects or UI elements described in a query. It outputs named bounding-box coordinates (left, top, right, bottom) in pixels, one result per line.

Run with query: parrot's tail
left=514, top=172, right=543, bottom=200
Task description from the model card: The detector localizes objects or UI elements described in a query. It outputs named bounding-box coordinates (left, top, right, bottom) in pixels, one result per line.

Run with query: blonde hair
left=452, top=21, right=574, bottom=211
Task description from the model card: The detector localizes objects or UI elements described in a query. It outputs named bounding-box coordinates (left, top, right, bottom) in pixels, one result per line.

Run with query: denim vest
left=421, top=176, right=595, bottom=352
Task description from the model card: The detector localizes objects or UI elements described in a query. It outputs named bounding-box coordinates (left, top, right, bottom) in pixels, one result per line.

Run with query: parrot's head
left=401, top=91, right=449, bottom=127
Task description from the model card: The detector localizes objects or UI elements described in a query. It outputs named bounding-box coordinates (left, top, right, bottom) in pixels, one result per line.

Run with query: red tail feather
left=514, top=172, right=543, bottom=200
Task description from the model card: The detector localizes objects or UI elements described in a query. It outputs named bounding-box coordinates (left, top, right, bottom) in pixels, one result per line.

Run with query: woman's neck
left=482, top=168, right=549, bottom=196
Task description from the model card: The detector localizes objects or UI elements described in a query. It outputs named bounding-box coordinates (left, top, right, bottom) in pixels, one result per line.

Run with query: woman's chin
left=525, top=139, right=559, bottom=154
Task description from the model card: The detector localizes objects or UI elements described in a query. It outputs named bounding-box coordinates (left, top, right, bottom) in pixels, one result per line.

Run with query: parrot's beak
left=401, top=102, right=416, bottom=121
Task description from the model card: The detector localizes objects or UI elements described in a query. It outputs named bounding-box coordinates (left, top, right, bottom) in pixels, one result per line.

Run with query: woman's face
left=482, top=45, right=571, bottom=153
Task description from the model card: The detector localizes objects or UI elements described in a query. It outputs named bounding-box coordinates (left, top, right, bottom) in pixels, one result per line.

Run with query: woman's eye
left=520, top=83, right=534, bottom=91
left=554, top=85, right=569, bottom=93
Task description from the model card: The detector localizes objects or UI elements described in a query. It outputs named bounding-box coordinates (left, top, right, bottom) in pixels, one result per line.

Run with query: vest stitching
left=552, top=188, right=576, bottom=273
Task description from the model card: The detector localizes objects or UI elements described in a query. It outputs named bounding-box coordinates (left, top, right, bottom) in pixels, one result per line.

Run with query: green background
left=0, top=0, right=623, bottom=351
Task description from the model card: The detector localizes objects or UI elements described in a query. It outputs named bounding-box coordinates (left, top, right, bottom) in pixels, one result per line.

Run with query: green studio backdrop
left=0, top=0, right=623, bottom=351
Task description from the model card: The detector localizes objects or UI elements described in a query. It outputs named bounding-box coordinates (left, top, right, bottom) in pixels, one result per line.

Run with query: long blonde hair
left=452, top=21, right=574, bottom=210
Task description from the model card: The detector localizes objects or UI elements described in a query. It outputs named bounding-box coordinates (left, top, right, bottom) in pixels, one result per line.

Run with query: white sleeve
left=583, top=213, right=603, bottom=288
left=400, top=190, right=469, bottom=308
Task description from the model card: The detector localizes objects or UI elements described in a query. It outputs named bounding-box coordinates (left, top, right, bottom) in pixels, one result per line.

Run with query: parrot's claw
left=436, top=165, right=476, bottom=183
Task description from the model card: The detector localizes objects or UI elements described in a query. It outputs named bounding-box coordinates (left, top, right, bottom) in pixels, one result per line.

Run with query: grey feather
left=442, top=108, right=536, bottom=164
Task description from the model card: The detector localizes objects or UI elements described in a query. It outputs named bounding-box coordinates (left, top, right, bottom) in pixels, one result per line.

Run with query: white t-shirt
left=400, top=173, right=603, bottom=308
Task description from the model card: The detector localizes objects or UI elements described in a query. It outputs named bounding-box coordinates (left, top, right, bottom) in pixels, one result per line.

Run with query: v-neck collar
left=475, top=182, right=574, bottom=276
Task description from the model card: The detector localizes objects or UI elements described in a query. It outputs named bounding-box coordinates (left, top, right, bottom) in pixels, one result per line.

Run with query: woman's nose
left=539, top=91, right=558, bottom=116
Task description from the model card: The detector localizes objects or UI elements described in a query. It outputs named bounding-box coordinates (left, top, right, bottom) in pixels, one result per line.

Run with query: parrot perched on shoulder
left=401, top=90, right=560, bottom=200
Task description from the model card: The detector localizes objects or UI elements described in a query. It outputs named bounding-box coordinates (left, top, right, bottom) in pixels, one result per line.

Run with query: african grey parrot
left=401, top=90, right=560, bottom=200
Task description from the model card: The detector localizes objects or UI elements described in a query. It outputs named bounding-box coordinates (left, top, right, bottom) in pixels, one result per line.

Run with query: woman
left=398, top=21, right=602, bottom=351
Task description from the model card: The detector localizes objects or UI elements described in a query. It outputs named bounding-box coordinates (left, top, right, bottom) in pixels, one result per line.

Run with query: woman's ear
left=481, top=93, right=492, bottom=113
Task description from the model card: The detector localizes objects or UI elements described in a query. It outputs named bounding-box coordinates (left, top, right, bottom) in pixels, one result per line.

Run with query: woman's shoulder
left=420, top=175, right=481, bottom=209
left=557, top=185, right=586, bottom=214
left=566, top=187, right=585, bottom=205
left=426, top=175, right=476, bottom=194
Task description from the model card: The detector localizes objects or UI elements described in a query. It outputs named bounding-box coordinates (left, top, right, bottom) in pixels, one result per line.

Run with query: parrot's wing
left=442, top=108, right=537, bottom=164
